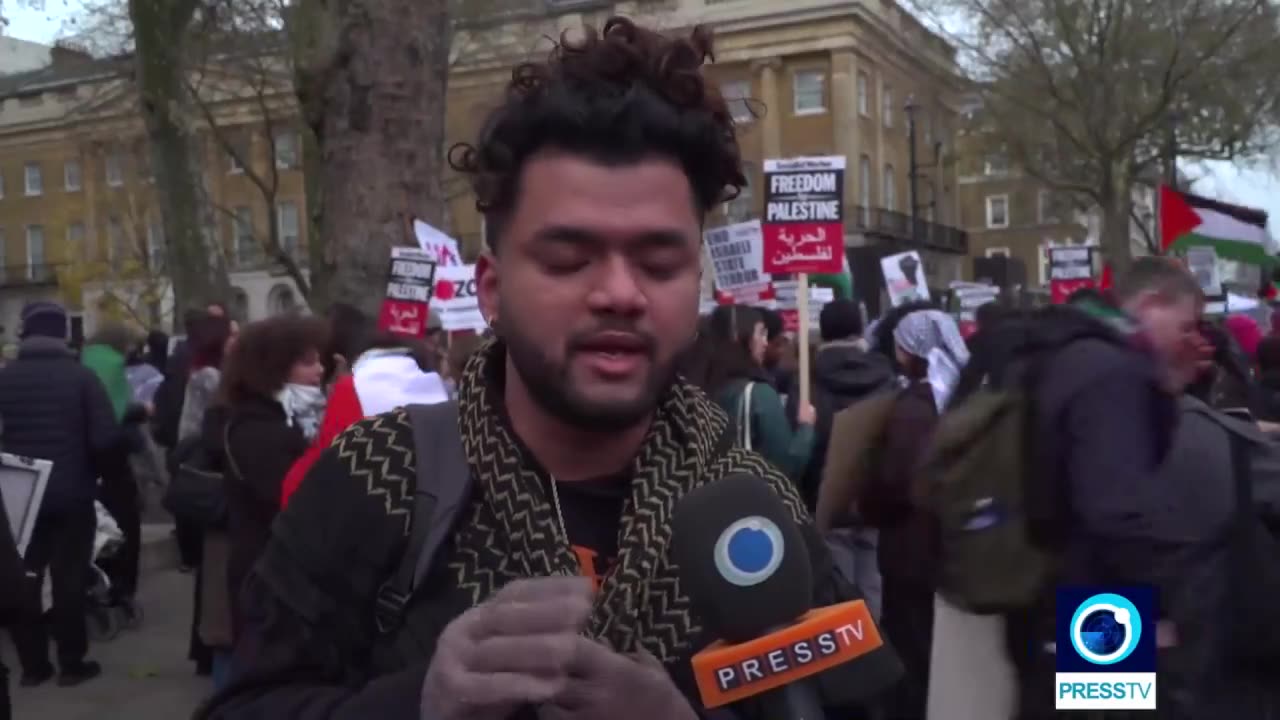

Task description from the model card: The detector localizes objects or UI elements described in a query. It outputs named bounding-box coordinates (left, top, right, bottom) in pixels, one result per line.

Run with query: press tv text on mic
left=672, top=474, right=898, bottom=713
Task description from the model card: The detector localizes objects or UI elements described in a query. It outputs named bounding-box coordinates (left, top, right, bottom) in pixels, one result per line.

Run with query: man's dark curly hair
left=449, top=16, right=748, bottom=252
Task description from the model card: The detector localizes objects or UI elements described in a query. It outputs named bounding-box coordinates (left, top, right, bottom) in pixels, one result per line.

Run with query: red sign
left=378, top=247, right=437, bottom=337
left=1047, top=246, right=1096, bottom=304
left=762, top=156, right=846, bottom=275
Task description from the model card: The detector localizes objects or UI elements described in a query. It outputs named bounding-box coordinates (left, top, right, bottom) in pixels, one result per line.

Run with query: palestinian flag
left=1160, top=185, right=1273, bottom=265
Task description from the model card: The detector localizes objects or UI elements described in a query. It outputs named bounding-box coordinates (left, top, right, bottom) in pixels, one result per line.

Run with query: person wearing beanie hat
left=18, top=301, right=69, bottom=341
left=0, top=303, right=121, bottom=687
left=819, top=297, right=865, bottom=345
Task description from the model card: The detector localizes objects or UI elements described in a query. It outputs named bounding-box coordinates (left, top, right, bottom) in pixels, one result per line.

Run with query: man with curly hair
left=198, top=17, right=895, bottom=720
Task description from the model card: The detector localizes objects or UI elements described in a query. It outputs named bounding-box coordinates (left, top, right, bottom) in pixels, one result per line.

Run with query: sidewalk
left=5, top=569, right=210, bottom=719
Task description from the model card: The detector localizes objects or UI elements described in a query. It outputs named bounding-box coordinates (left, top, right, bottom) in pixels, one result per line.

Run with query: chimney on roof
left=51, top=40, right=93, bottom=66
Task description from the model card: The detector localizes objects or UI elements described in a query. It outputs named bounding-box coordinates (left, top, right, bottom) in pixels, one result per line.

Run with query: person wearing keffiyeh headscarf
left=859, top=307, right=970, bottom=719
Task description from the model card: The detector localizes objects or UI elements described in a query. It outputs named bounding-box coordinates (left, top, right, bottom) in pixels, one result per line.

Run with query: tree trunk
left=1098, top=162, right=1136, bottom=276
left=291, top=0, right=451, bottom=319
left=129, top=0, right=230, bottom=331
left=301, top=126, right=332, bottom=310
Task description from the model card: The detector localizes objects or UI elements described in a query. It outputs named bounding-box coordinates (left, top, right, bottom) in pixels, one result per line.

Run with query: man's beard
left=501, top=315, right=678, bottom=433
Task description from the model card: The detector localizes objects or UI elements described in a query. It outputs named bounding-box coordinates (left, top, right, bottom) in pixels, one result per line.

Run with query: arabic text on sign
left=769, top=172, right=839, bottom=195
left=386, top=282, right=431, bottom=302
left=766, top=201, right=841, bottom=222
left=391, top=259, right=435, bottom=280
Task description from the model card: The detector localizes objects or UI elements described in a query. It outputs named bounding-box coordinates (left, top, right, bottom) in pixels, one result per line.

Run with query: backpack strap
left=373, top=402, right=472, bottom=635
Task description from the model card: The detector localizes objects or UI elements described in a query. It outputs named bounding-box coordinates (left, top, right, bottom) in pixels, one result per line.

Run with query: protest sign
left=774, top=281, right=834, bottom=333
left=1185, top=246, right=1222, bottom=298
left=432, top=264, right=486, bottom=332
left=762, top=156, right=846, bottom=275
left=881, top=251, right=930, bottom=307
left=412, top=218, right=463, bottom=267
left=705, top=220, right=768, bottom=291
left=1048, top=246, right=1095, bottom=304
left=378, top=246, right=437, bottom=337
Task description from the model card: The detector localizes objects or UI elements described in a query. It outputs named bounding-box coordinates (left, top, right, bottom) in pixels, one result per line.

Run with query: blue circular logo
left=713, top=516, right=785, bottom=587
left=1069, top=593, right=1142, bottom=665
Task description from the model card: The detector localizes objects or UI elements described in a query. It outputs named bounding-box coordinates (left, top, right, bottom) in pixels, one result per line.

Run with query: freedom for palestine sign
left=762, top=156, right=846, bottom=275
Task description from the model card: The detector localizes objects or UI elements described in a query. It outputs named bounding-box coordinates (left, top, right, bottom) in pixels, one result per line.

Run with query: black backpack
left=372, top=401, right=474, bottom=654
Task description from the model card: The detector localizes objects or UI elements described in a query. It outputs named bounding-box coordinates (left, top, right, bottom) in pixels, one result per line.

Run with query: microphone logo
left=713, top=516, right=785, bottom=587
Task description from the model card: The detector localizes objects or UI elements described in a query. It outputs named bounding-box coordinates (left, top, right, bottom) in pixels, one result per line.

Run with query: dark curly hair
left=449, top=16, right=748, bottom=252
left=218, top=315, right=330, bottom=408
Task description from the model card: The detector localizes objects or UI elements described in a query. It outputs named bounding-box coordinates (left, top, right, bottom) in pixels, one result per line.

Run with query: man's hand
left=421, top=576, right=594, bottom=720
left=538, top=640, right=698, bottom=720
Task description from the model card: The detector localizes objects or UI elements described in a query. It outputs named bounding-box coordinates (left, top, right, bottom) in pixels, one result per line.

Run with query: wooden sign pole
left=796, top=272, right=811, bottom=409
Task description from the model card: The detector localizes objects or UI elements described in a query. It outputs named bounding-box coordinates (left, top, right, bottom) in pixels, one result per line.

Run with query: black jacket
left=795, top=340, right=894, bottom=510
left=218, top=396, right=309, bottom=638
left=0, top=491, right=27, bottom=621
left=151, top=340, right=190, bottom=449
left=0, top=337, right=120, bottom=510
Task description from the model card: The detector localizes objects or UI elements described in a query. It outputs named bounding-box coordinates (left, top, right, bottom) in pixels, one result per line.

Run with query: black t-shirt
left=552, top=473, right=629, bottom=590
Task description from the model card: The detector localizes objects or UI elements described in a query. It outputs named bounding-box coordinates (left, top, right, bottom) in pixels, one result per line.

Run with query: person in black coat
left=214, top=316, right=328, bottom=646
left=0, top=490, right=29, bottom=720
left=0, top=302, right=119, bottom=687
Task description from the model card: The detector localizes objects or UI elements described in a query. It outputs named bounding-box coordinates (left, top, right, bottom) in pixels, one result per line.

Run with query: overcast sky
left=7, top=2, right=1280, bottom=235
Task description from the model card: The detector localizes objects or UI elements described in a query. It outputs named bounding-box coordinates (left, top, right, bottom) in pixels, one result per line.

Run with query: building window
left=228, top=143, right=246, bottom=174
left=0, top=171, right=6, bottom=198
left=233, top=206, right=256, bottom=265
left=107, top=217, right=128, bottom=264
left=983, top=153, right=1008, bottom=176
left=146, top=216, right=165, bottom=270
left=985, top=247, right=1011, bottom=258
left=1038, top=189, right=1062, bottom=224
left=66, top=222, right=85, bottom=260
left=274, top=131, right=300, bottom=169
left=986, top=194, right=1010, bottom=229
left=25, top=225, right=45, bottom=279
left=105, top=153, right=123, bottom=187
left=882, top=85, right=893, bottom=128
left=858, top=155, right=872, bottom=224
left=882, top=165, right=896, bottom=211
left=721, top=80, right=753, bottom=124
left=793, top=70, right=826, bottom=115
left=0, top=230, right=6, bottom=282
left=276, top=201, right=300, bottom=259
left=723, top=161, right=754, bottom=222
left=856, top=72, right=870, bottom=116
left=64, top=160, right=81, bottom=191
left=23, top=162, right=41, bottom=196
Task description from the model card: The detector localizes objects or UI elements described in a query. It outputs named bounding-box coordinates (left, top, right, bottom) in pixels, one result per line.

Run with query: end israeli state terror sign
left=378, top=246, right=438, bottom=337
left=763, top=156, right=846, bottom=274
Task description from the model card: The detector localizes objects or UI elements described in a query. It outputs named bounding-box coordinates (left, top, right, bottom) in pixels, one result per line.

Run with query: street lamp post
left=905, top=95, right=919, bottom=243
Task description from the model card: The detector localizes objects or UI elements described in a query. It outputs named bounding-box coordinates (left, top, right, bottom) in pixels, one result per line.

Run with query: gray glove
left=537, top=642, right=698, bottom=720
left=420, top=576, right=594, bottom=720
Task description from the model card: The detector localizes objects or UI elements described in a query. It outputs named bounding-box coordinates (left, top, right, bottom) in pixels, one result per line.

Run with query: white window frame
left=856, top=72, right=870, bottom=117
left=984, top=247, right=1011, bottom=258
left=23, top=162, right=42, bottom=196
left=105, top=153, right=123, bottom=187
left=63, top=159, right=81, bottom=192
left=858, top=155, right=872, bottom=223
left=883, top=164, right=896, bottom=211
left=983, top=153, right=1008, bottom=176
left=274, top=131, right=300, bottom=169
left=25, top=225, right=45, bottom=279
left=720, top=80, right=753, bottom=124
left=986, top=194, right=1010, bottom=229
left=66, top=222, right=85, bottom=259
left=107, top=217, right=127, bottom=263
left=1038, top=189, right=1061, bottom=224
left=228, top=146, right=246, bottom=174
left=792, top=70, right=827, bottom=115
left=233, top=206, right=255, bottom=265
left=146, top=216, right=164, bottom=269
left=882, top=85, right=893, bottom=128
left=275, top=201, right=300, bottom=258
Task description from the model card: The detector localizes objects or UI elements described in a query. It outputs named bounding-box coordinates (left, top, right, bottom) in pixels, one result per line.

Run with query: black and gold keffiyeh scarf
left=441, top=337, right=810, bottom=666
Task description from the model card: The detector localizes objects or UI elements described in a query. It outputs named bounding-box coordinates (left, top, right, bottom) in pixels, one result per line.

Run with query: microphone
left=673, top=474, right=898, bottom=715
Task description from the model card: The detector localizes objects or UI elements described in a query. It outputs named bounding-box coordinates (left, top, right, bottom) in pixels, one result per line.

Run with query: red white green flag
left=1160, top=185, right=1273, bottom=265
